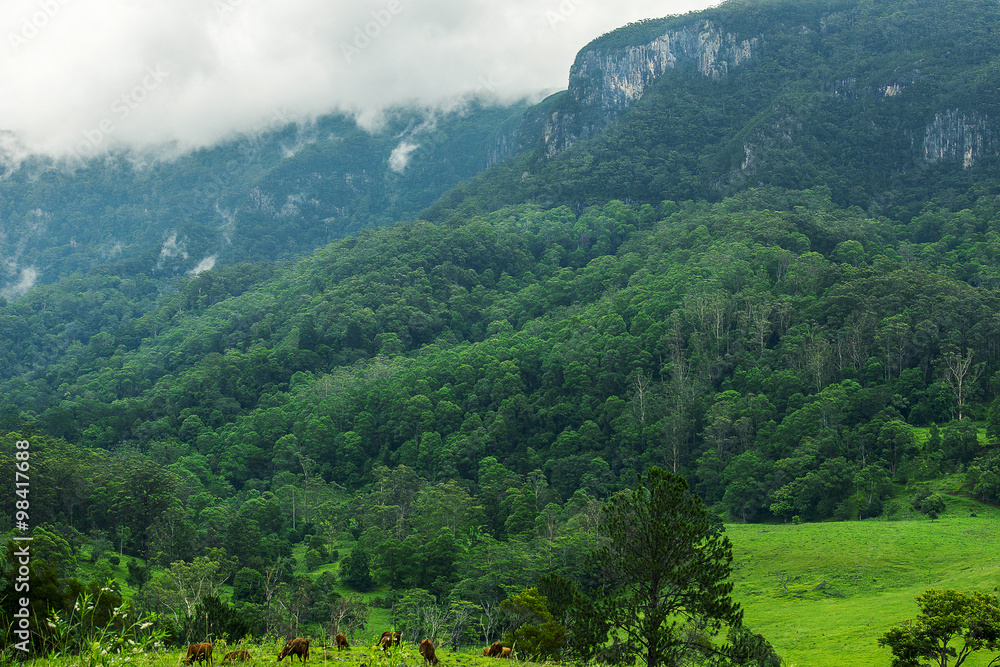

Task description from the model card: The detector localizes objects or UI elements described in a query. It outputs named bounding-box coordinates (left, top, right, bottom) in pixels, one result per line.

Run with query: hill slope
left=4, top=0, right=1000, bottom=661
left=0, top=101, right=527, bottom=296
left=427, top=0, right=1000, bottom=221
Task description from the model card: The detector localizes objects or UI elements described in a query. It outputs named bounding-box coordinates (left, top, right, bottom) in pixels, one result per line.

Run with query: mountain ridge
left=426, top=0, right=1000, bottom=221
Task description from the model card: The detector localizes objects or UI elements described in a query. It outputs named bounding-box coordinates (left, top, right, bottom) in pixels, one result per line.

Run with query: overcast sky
left=1, top=0, right=717, bottom=160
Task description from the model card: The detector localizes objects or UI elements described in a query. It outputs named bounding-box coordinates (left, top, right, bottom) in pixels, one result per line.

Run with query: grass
left=20, top=476, right=1000, bottom=667
left=12, top=633, right=514, bottom=667
left=728, top=484, right=1000, bottom=666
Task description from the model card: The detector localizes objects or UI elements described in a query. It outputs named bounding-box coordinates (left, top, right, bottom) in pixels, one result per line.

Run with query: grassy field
left=30, top=473, right=1000, bottom=667
left=13, top=633, right=513, bottom=667
left=728, top=479, right=1000, bottom=666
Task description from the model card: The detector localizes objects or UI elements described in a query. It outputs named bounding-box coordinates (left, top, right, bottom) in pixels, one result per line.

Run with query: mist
left=1, top=0, right=716, bottom=160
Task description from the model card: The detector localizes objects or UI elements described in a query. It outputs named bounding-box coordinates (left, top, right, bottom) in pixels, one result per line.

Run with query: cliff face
left=572, top=21, right=758, bottom=109
left=542, top=20, right=759, bottom=155
left=923, top=109, right=993, bottom=168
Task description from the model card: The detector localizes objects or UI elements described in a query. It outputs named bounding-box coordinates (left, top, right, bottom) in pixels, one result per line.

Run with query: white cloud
left=388, top=140, right=419, bottom=173
left=2, top=266, right=38, bottom=300
left=0, top=0, right=717, bottom=158
left=158, top=232, right=188, bottom=268
left=189, top=255, right=218, bottom=274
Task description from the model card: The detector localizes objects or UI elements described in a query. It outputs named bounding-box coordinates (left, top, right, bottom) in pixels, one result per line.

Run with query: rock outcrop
left=542, top=20, right=759, bottom=155
left=923, top=109, right=992, bottom=168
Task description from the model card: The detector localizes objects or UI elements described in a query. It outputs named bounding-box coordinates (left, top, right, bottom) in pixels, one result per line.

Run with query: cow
left=378, top=635, right=393, bottom=651
left=379, top=631, right=402, bottom=647
left=183, top=643, right=214, bottom=666
left=221, top=650, right=251, bottom=662
left=484, top=642, right=503, bottom=658
left=419, top=639, right=439, bottom=666
left=500, top=648, right=511, bottom=659
left=277, top=637, right=310, bottom=663
left=335, top=633, right=350, bottom=651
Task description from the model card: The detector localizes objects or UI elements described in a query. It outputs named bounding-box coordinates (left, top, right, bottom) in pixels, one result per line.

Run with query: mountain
left=4, top=0, right=1000, bottom=662
left=0, top=101, right=528, bottom=298
left=427, top=0, right=1000, bottom=220
left=4, top=0, right=1000, bottom=522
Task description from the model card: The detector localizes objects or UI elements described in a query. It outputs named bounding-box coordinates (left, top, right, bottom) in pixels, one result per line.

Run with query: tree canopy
left=878, top=589, right=1000, bottom=667
left=589, top=467, right=743, bottom=667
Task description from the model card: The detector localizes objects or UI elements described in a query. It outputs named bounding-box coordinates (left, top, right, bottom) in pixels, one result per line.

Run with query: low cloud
left=0, top=0, right=716, bottom=159
left=2, top=266, right=38, bottom=300
left=388, top=140, right=420, bottom=173
left=158, top=232, right=188, bottom=268
left=189, top=255, right=218, bottom=274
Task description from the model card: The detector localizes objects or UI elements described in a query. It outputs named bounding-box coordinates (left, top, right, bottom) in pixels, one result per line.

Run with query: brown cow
left=499, top=648, right=511, bottom=659
left=379, top=631, right=402, bottom=647
left=484, top=642, right=503, bottom=658
left=418, top=638, right=439, bottom=666
left=277, top=637, right=310, bottom=663
left=183, top=643, right=214, bottom=666
left=221, top=650, right=251, bottom=662
left=335, top=633, right=349, bottom=651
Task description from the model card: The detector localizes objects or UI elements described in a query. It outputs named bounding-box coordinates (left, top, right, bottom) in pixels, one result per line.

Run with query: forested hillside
left=0, top=101, right=527, bottom=296
left=427, top=0, right=1000, bottom=221
left=4, top=0, right=1000, bottom=663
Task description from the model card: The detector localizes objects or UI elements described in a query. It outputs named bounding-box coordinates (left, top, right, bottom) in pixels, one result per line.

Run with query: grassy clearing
left=729, top=490, right=1000, bottom=666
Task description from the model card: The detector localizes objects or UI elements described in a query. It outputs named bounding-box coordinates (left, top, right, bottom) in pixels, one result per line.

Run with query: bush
left=92, top=559, right=115, bottom=585
left=126, top=560, right=146, bottom=588
left=912, top=489, right=946, bottom=519
left=305, top=547, right=325, bottom=571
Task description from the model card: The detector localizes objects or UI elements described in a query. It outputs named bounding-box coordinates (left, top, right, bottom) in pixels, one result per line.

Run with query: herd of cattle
left=179, top=632, right=515, bottom=664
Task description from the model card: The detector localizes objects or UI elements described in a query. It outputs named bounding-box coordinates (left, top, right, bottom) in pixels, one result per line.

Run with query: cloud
left=388, top=140, right=419, bottom=173
left=189, top=255, right=218, bottom=274
left=158, top=232, right=188, bottom=268
left=1, top=266, right=38, bottom=300
left=0, top=0, right=716, bottom=159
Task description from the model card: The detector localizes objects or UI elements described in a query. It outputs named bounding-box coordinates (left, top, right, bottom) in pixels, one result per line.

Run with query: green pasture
left=15, top=633, right=512, bottom=667
left=29, top=477, right=1000, bottom=667
left=729, top=495, right=1000, bottom=666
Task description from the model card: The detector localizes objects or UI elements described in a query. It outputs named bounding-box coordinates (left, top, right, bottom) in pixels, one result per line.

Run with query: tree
left=941, top=419, right=980, bottom=464
left=327, top=592, right=370, bottom=641
left=233, top=567, right=265, bottom=603
left=444, top=599, right=482, bottom=651
left=500, top=588, right=567, bottom=662
left=940, top=349, right=984, bottom=421
left=142, top=550, right=237, bottom=642
left=854, top=464, right=892, bottom=519
left=341, top=544, right=375, bottom=592
left=396, top=588, right=447, bottom=643
left=589, top=467, right=743, bottom=667
left=878, top=589, right=1000, bottom=667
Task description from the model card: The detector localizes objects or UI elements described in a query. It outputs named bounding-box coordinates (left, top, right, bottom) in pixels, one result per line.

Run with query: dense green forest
left=4, top=0, right=1000, bottom=663
left=427, top=0, right=1000, bottom=222
left=0, top=101, right=527, bottom=293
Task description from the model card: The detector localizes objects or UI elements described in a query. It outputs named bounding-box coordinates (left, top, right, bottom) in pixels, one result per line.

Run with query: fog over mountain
left=0, top=0, right=715, bottom=161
